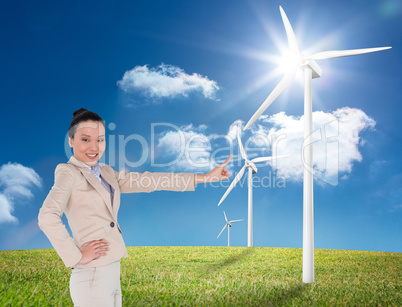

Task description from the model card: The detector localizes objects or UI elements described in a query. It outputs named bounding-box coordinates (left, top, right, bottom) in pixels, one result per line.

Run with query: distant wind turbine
left=243, top=6, right=391, bottom=283
left=218, top=131, right=289, bottom=247
left=217, top=211, right=243, bottom=247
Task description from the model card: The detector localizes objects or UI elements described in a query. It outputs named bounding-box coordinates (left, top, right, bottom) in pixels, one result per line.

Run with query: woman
left=38, top=108, right=232, bottom=306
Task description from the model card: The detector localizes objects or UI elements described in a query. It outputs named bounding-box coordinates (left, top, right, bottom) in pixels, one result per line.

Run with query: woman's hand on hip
left=78, top=239, right=109, bottom=265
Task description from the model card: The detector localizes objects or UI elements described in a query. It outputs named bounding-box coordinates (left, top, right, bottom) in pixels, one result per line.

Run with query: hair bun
left=73, top=108, right=88, bottom=118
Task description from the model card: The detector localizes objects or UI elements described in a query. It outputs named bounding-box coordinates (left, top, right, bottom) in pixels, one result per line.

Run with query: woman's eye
left=82, top=139, right=88, bottom=142
left=98, top=139, right=105, bottom=142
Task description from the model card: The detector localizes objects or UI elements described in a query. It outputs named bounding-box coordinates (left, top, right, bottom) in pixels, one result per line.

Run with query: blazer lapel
left=68, top=156, right=115, bottom=218
left=99, top=165, right=120, bottom=214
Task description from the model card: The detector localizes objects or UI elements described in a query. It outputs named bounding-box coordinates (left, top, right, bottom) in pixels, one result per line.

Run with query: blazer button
left=110, top=222, right=115, bottom=228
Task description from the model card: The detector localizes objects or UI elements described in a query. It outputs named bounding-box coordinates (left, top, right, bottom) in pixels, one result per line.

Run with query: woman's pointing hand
left=195, top=154, right=232, bottom=184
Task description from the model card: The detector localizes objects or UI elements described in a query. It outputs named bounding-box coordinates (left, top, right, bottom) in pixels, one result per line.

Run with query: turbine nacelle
left=282, top=51, right=322, bottom=79
left=301, top=60, right=322, bottom=79
left=246, top=160, right=258, bottom=174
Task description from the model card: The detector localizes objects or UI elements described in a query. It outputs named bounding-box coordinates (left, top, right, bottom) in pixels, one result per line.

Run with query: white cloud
left=152, top=107, right=375, bottom=186
left=117, top=63, right=219, bottom=100
left=0, top=162, right=42, bottom=224
left=155, top=124, right=214, bottom=172
left=250, top=107, right=375, bottom=184
left=227, top=120, right=244, bottom=141
left=0, top=194, right=17, bottom=224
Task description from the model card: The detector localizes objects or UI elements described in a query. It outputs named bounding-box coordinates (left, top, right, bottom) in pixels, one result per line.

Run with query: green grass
left=0, top=247, right=400, bottom=306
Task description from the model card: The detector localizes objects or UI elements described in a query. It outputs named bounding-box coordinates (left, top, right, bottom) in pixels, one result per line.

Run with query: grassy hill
left=0, top=247, right=400, bottom=306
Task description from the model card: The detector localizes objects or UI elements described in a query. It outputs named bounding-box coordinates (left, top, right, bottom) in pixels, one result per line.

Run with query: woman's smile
left=86, top=153, right=98, bottom=159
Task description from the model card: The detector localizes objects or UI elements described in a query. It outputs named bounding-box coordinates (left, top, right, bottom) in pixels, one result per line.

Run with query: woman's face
left=69, top=120, right=106, bottom=166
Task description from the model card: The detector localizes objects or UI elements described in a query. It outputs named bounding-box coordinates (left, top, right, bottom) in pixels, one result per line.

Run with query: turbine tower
left=218, top=131, right=289, bottom=247
left=217, top=211, right=243, bottom=247
left=243, top=6, right=391, bottom=283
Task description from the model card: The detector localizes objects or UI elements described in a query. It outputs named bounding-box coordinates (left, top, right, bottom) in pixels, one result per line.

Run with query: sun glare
left=277, top=50, right=301, bottom=73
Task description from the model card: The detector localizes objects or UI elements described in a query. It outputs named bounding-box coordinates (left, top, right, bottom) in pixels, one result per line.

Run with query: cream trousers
left=69, top=260, right=122, bottom=307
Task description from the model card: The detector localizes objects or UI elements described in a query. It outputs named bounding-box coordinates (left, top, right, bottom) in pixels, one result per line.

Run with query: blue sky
left=0, top=0, right=401, bottom=253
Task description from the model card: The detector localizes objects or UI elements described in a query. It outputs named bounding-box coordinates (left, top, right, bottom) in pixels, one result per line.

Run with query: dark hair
left=68, top=108, right=105, bottom=138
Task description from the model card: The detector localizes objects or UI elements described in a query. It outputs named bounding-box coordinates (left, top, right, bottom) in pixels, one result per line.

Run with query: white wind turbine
left=218, top=131, right=289, bottom=247
left=243, top=6, right=391, bottom=283
left=217, top=211, right=243, bottom=247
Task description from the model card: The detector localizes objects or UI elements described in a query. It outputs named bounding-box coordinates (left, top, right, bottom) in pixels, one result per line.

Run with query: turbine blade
left=279, top=6, right=301, bottom=53
left=244, top=66, right=298, bottom=130
left=217, top=165, right=247, bottom=206
left=309, top=47, right=391, bottom=60
left=251, top=154, right=290, bottom=163
left=223, top=211, right=228, bottom=223
left=217, top=224, right=227, bottom=239
left=237, top=131, right=247, bottom=160
left=229, top=219, right=244, bottom=223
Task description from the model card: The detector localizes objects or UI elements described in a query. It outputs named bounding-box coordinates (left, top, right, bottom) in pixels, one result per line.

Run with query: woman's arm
left=39, top=164, right=111, bottom=267
left=38, top=164, right=83, bottom=268
left=114, top=155, right=232, bottom=193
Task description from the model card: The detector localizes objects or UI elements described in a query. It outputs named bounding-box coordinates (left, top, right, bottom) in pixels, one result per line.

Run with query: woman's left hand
left=195, top=155, right=232, bottom=184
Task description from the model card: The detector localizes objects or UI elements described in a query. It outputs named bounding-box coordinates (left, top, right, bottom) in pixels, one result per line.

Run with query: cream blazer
left=38, top=156, right=195, bottom=269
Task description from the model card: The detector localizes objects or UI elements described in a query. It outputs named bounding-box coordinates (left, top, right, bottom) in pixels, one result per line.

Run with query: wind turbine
left=243, top=6, right=391, bottom=283
left=217, top=211, right=243, bottom=247
left=218, top=131, right=289, bottom=247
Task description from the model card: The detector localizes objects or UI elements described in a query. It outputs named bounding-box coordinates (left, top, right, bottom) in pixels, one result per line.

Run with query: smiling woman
left=38, top=108, right=232, bottom=306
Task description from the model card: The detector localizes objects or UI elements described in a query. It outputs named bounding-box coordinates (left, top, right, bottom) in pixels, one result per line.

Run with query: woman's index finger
left=220, top=154, right=233, bottom=167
